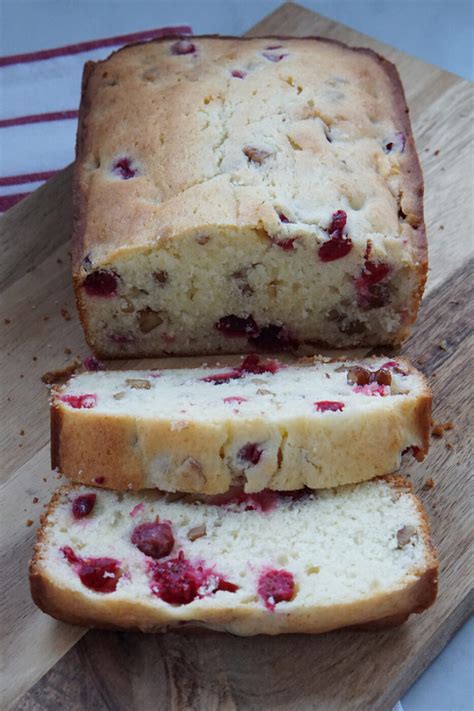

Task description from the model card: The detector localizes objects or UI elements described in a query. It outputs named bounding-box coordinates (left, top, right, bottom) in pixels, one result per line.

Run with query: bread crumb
left=43, top=477, right=48, bottom=482
left=26, top=519, right=33, bottom=527
left=43, top=315, right=49, bottom=321
left=19, top=430, right=25, bottom=436
left=4, top=318, right=11, bottom=325
left=422, top=478, right=435, bottom=490
left=438, top=340, right=448, bottom=351
left=64, top=347, right=72, bottom=355
left=439, top=224, right=444, bottom=230
left=57, top=258, right=63, bottom=264
left=60, top=308, right=72, bottom=321
left=445, top=442, right=453, bottom=450
left=33, top=356, right=37, bottom=361
left=33, top=497, right=39, bottom=503
left=41, top=358, right=81, bottom=384
left=433, top=149, right=440, bottom=156
left=432, top=421, right=454, bottom=437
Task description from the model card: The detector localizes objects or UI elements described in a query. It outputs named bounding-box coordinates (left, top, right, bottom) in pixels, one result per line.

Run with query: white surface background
left=1, top=1, right=473, bottom=709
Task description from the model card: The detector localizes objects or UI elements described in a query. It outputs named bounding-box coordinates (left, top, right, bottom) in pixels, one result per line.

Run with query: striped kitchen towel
left=0, top=25, right=192, bottom=212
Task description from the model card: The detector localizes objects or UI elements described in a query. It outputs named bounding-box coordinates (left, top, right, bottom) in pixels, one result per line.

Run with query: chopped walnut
left=187, top=524, right=207, bottom=541
left=125, top=379, right=151, bottom=390
left=137, top=308, right=164, bottom=333
left=243, top=145, right=272, bottom=164
left=175, top=457, right=205, bottom=491
left=422, top=478, right=435, bottom=490
left=396, top=525, right=417, bottom=548
left=120, top=296, right=135, bottom=313
left=113, top=391, right=126, bottom=400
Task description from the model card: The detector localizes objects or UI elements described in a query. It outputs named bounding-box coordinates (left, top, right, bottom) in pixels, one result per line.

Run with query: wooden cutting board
left=1, top=3, right=473, bottom=709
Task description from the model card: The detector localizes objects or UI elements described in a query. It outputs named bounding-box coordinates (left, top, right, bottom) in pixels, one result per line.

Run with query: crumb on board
left=33, top=356, right=37, bottom=361
left=20, top=374, right=24, bottom=378
left=19, top=430, right=25, bottom=436
left=446, top=442, right=454, bottom=450
left=26, top=520, right=33, bottom=527
left=438, top=340, right=448, bottom=351
left=64, top=347, right=72, bottom=355
left=41, top=357, right=81, bottom=385
left=433, top=149, right=440, bottom=156
left=432, top=421, right=454, bottom=438
left=33, top=497, right=39, bottom=503
left=42, top=315, right=49, bottom=322
left=61, top=308, right=72, bottom=321
left=422, top=478, right=435, bottom=490
left=43, top=477, right=47, bottom=482
left=439, top=225, right=444, bottom=230
left=4, top=318, right=11, bottom=325
left=57, top=258, right=63, bottom=264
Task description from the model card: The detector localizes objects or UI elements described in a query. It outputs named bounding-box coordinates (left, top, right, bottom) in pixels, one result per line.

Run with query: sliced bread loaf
left=30, top=477, right=437, bottom=635
left=51, top=355, right=431, bottom=494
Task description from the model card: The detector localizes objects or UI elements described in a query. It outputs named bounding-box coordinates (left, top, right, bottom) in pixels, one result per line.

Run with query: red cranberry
left=130, top=502, right=144, bottom=517
left=171, top=39, right=196, bottom=55
left=216, top=579, right=239, bottom=592
left=355, top=260, right=391, bottom=309
left=215, top=314, right=259, bottom=338
left=151, top=551, right=201, bottom=605
left=83, top=270, right=118, bottom=297
left=72, top=493, right=96, bottom=519
left=61, top=545, right=79, bottom=564
left=249, top=324, right=297, bottom=350
left=240, top=353, right=281, bottom=374
left=202, top=369, right=243, bottom=384
left=352, top=384, right=388, bottom=396
left=238, top=443, right=263, bottom=465
left=314, top=401, right=345, bottom=412
left=83, top=356, right=104, bottom=372
left=278, top=212, right=290, bottom=223
left=60, top=394, right=97, bottom=409
left=92, top=476, right=105, bottom=485
left=78, top=557, right=121, bottom=593
left=272, top=237, right=297, bottom=251
left=205, top=488, right=279, bottom=512
left=262, top=51, right=288, bottom=62
left=318, top=210, right=352, bottom=262
left=223, top=396, right=248, bottom=404
left=383, top=132, right=406, bottom=154
left=108, top=332, right=135, bottom=344
left=258, top=569, right=295, bottom=610
left=131, top=521, right=174, bottom=559
left=381, top=360, right=407, bottom=375
left=112, top=157, right=137, bottom=180
left=231, top=69, right=247, bottom=78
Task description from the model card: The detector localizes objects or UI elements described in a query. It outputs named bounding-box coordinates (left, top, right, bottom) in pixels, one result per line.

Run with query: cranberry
left=272, top=237, right=297, bottom=251
left=383, top=131, right=406, bottom=154
left=131, top=521, right=174, bottom=559
left=381, top=361, right=407, bottom=375
left=352, top=384, right=388, bottom=396
left=240, top=353, right=281, bottom=374
left=112, top=157, right=137, bottom=180
left=153, top=269, right=168, bottom=285
left=215, top=314, right=259, bottom=338
left=278, top=212, right=290, bottom=223
left=72, top=493, right=96, bottom=519
left=355, top=260, right=391, bottom=309
left=83, top=270, right=118, bottom=297
left=62, top=547, right=121, bottom=593
left=231, top=69, right=247, bottom=79
left=62, top=545, right=79, bottom=564
left=314, top=401, right=345, bottom=412
left=238, top=443, right=263, bottom=465
left=78, top=557, right=121, bottom=593
left=258, top=569, right=295, bottom=610
left=328, top=210, right=347, bottom=234
left=262, top=51, right=288, bottom=62
left=92, top=476, right=105, bottom=485
left=130, top=503, right=144, bottom=517
left=216, top=579, right=239, bottom=592
left=223, top=396, right=248, bottom=404
left=249, top=324, right=297, bottom=350
left=202, top=369, right=243, bottom=384
left=318, top=210, right=352, bottom=262
left=60, top=393, right=97, bottom=409
left=151, top=551, right=201, bottom=605
left=171, top=39, right=196, bottom=55
left=83, top=356, right=104, bottom=372
left=108, top=332, right=135, bottom=343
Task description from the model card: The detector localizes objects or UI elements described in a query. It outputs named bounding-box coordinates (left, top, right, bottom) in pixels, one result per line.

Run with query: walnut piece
left=187, top=524, right=207, bottom=541
left=137, top=308, right=164, bottom=333
left=397, top=525, right=417, bottom=548
left=125, top=379, right=151, bottom=390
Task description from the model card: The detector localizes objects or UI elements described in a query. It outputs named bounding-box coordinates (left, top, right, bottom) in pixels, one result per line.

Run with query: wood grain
left=1, top=3, right=473, bottom=709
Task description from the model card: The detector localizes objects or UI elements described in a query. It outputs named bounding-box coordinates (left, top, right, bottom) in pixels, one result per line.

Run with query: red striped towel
left=0, top=25, right=192, bottom=212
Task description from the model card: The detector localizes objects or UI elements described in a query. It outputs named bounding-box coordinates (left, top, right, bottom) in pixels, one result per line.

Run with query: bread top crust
left=73, top=35, right=425, bottom=285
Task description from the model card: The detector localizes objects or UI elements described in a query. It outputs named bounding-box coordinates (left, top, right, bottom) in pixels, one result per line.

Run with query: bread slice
left=51, top=355, right=431, bottom=494
left=73, top=36, right=426, bottom=358
left=30, top=477, right=438, bottom=635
